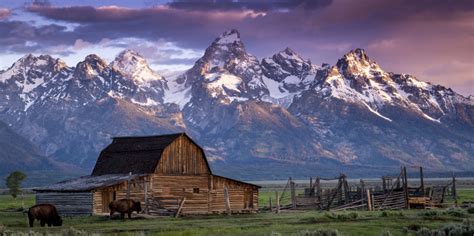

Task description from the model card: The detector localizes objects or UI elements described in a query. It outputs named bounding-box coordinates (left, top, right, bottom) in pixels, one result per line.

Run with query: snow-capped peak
left=75, top=54, right=108, bottom=77
left=0, top=54, right=61, bottom=82
left=111, top=49, right=163, bottom=84
left=345, top=48, right=369, bottom=61
left=213, top=29, right=241, bottom=45
left=278, top=47, right=305, bottom=62
left=336, top=48, right=384, bottom=79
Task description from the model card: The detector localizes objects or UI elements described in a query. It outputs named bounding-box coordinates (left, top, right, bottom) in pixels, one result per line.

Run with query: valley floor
left=0, top=191, right=473, bottom=236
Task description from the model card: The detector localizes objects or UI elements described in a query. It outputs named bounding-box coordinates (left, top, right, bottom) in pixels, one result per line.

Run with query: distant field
left=0, top=190, right=473, bottom=235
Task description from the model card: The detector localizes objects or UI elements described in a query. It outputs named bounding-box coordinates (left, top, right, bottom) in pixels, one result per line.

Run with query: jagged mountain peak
left=110, top=49, right=162, bottom=83
left=261, top=47, right=319, bottom=93
left=83, top=54, right=107, bottom=65
left=336, top=48, right=383, bottom=79
left=276, top=47, right=314, bottom=66
left=113, top=49, right=146, bottom=66
left=338, top=48, right=374, bottom=67
left=280, top=47, right=299, bottom=57
left=345, top=48, right=368, bottom=61
left=0, top=54, right=68, bottom=83
left=213, top=29, right=241, bottom=45
left=74, top=54, right=109, bottom=79
left=13, top=54, right=58, bottom=68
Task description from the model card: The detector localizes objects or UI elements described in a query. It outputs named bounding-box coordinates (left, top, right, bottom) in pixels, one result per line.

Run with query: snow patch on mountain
left=363, top=102, right=392, bottom=122
left=214, top=29, right=240, bottom=45
left=163, top=71, right=192, bottom=109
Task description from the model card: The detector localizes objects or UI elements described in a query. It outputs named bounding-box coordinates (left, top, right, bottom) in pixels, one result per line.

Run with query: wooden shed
left=34, top=133, right=260, bottom=216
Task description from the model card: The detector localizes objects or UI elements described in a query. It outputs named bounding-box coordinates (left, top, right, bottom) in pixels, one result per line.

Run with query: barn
left=34, top=133, right=260, bottom=216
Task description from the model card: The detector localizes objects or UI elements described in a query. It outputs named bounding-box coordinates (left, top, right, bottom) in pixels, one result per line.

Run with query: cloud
left=0, top=8, right=11, bottom=20
left=0, top=0, right=471, bottom=95
left=73, top=39, right=92, bottom=49
left=166, top=0, right=332, bottom=12
left=0, top=20, right=71, bottom=53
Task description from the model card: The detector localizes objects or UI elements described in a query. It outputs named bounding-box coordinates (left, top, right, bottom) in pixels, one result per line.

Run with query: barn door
left=101, top=191, right=116, bottom=213
left=244, top=189, right=253, bottom=209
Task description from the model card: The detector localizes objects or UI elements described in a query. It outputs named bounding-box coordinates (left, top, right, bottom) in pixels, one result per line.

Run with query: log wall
left=92, top=177, right=148, bottom=215
left=210, top=175, right=259, bottom=213
left=151, top=174, right=210, bottom=214
left=36, top=192, right=93, bottom=216
left=155, top=135, right=210, bottom=175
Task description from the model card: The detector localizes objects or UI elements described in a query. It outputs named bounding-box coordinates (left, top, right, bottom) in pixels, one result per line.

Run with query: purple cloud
left=0, top=0, right=471, bottom=95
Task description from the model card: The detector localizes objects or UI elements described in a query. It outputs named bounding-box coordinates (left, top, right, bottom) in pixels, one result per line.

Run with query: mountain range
left=1, top=29, right=473, bottom=183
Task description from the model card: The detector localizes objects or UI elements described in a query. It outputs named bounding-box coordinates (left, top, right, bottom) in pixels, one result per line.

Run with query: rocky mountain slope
left=0, top=29, right=472, bottom=179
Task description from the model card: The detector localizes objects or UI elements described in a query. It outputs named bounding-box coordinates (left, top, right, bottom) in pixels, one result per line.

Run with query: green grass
left=0, top=190, right=473, bottom=235
left=0, top=194, right=34, bottom=211
left=457, top=189, right=474, bottom=203
left=1, top=208, right=473, bottom=235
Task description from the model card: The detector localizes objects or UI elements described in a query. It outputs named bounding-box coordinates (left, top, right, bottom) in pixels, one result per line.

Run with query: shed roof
left=91, top=133, right=184, bottom=176
left=33, top=174, right=145, bottom=192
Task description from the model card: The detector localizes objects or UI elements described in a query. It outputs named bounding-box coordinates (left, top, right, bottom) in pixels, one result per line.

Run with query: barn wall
left=92, top=177, right=148, bottom=215
left=36, top=192, right=93, bottom=216
left=155, top=136, right=209, bottom=175
left=151, top=174, right=210, bottom=214
left=210, top=175, right=259, bottom=213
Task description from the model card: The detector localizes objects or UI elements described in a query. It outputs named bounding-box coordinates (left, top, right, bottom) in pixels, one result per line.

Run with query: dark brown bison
left=109, top=199, right=142, bottom=219
left=28, top=204, right=63, bottom=227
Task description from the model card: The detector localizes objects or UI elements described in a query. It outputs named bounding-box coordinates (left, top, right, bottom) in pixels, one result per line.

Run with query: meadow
left=0, top=189, right=473, bottom=236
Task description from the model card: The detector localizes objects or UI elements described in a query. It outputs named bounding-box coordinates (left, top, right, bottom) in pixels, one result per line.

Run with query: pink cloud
left=0, top=8, right=10, bottom=20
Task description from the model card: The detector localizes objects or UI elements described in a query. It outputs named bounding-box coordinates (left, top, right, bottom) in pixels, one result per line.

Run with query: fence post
left=360, top=179, right=365, bottom=199
left=403, top=166, right=409, bottom=209
left=316, top=177, right=321, bottom=199
left=291, top=181, right=296, bottom=209
left=144, top=177, right=148, bottom=214
left=452, top=173, right=457, bottom=207
left=127, top=172, right=132, bottom=199
left=420, top=166, right=424, bottom=196
left=366, top=189, right=372, bottom=211
left=269, top=197, right=273, bottom=211
left=275, top=191, right=280, bottom=214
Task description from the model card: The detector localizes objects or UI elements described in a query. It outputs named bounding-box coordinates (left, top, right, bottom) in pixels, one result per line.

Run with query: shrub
left=443, top=208, right=465, bottom=217
left=407, top=224, right=422, bottom=231
left=347, top=212, right=358, bottom=219
left=379, top=230, right=393, bottom=236
left=414, top=219, right=474, bottom=236
left=415, top=227, right=433, bottom=236
left=380, top=211, right=403, bottom=217
left=418, top=210, right=438, bottom=217
left=63, top=227, right=87, bottom=236
left=323, top=213, right=337, bottom=220
left=467, top=207, right=474, bottom=214
left=296, top=229, right=340, bottom=236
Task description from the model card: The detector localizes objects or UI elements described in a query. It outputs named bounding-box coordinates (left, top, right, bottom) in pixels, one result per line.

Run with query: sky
left=0, top=0, right=472, bottom=95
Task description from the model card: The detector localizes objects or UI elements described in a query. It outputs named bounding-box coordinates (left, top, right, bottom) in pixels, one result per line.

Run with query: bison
left=109, top=199, right=142, bottom=219
left=28, top=204, right=63, bottom=227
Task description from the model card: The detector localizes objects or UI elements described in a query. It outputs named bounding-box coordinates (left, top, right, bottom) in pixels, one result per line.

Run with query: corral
left=268, top=166, right=458, bottom=212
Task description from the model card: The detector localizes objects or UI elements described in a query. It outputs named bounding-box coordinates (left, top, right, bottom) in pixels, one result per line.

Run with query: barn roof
left=33, top=174, right=145, bottom=192
left=91, top=133, right=211, bottom=176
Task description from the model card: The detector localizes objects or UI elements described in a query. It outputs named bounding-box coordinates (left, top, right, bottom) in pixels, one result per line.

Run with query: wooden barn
left=34, top=133, right=260, bottom=216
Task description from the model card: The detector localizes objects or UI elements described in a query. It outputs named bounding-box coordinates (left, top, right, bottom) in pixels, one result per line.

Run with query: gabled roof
left=34, top=174, right=145, bottom=192
left=91, top=133, right=187, bottom=176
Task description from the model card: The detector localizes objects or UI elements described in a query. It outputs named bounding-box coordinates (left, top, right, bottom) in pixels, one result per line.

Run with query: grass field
left=0, top=191, right=473, bottom=235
